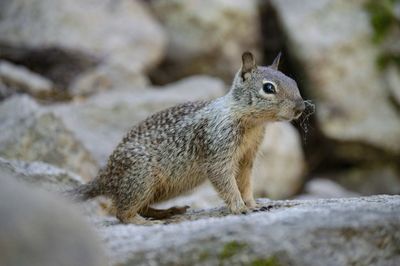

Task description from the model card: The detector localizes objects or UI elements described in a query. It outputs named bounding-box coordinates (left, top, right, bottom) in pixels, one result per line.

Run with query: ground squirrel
left=70, top=52, right=305, bottom=224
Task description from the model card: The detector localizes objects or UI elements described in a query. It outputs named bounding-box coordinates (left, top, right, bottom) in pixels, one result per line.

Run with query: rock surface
left=296, top=178, right=359, bottom=200
left=336, top=165, right=400, bottom=196
left=0, top=174, right=106, bottom=266
left=97, top=195, right=400, bottom=266
left=271, top=0, right=400, bottom=155
left=0, top=60, right=53, bottom=97
left=148, top=0, right=260, bottom=83
left=51, top=76, right=226, bottom=164
left=0, top=157, right=82, bottom=192
left=0, top=0, right=165, bottom=93
left=0, top=95, right=98, bottom=179
left=0, top=156, right=104, bottom=217
left=252, top=122, right=305, bottom=199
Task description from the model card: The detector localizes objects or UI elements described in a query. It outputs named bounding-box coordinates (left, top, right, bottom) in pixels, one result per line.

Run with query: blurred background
left=1, top=1, right=400, bottom=265
left=0, top=0, right=399, bottom=204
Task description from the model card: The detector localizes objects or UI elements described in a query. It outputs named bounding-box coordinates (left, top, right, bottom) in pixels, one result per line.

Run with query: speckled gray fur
left=71, top=52, right=305, bottom=223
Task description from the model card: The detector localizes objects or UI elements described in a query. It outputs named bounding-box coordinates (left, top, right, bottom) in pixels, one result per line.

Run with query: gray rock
left=296, top=178, right=359, bottom=200
left=0, top=95, right=98, bottom=179
left=0, top=60, right=53, bottom=97
left=0, top=156, right=104, bottom=217
left=0, top=157, right=82, bottom=192
left=271, top=0, right=400, bottom=155
left=69, top=60, right=149, bottom=97
left=98, top=195, right=400, bottom=266
left=0, top=0, right=166, bottom=93
left=0, top=80, right=13, bottom=100
left=336, top=165, right=400, bottom=196
left=51, top=76, right=226, bottom=165
left=384, top=65, right=400, bottom=105
left=252, top=122, right=305, bottom=199
left=148, top=0, right=260, bottom=83
left=0, top=174, right=107, bottom=266
left=155, top=181, right=223, bottom=210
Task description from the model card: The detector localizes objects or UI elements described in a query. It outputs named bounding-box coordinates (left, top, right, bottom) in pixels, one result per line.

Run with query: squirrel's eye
left=262, top=82, right=276, bottom=94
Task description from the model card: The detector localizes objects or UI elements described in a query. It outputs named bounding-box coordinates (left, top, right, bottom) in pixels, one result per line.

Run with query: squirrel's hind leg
left=139, top=206, right=190, bottom=219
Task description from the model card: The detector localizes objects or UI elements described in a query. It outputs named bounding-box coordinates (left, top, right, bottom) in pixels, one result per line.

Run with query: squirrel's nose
left=294, top=100, right=305, bottom=117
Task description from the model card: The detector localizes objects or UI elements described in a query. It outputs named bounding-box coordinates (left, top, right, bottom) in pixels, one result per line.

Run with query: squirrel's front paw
left=244, top=198, right=257, bottom=209
left=229, top=201, right=249, bottom=215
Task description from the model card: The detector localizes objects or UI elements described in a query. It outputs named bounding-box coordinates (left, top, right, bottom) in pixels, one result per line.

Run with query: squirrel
left=69, top=52, right=305, bottom=224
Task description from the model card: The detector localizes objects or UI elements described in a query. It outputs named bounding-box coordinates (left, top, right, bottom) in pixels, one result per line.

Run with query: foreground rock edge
left=96, top=195, right=400, bottom=266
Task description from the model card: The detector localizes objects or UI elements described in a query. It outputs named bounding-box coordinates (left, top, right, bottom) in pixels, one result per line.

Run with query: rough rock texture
left=0, top=60, right=53, bottom=97
left=270, top=0, right=400, bottom=156
left=148, top=0, right=260, bottom=84
left=0, top=174, right=107, bottom=266
left=51, top=76, right=226, bottom=164
left=252, top=122, right=305, bottom=199
left=0, top=95, right=98, bottom=179
left=0, top=156, right=104, bottom=217
left=0, top=157, right=82, bottom=192
left=0, top=0, right=165, bottom=93
left=97, top=195, right=400, bottom=266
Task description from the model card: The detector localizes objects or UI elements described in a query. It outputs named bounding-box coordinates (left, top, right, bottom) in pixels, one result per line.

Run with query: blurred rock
left=98, top=196, right=400, bottom=265
left=0, top=0, right=165, bottom=94
left=271, top=0, right=400, bottom=156
left=69, top=60, right=149, bottom=97
left=0, top=157, right=82, bottom=192
left=0, top=174, right=106, bottom=266
left=296, top=178, right=359, bottom=200
left=0, top=95, right=98, bottom=179
left=0, top=60, right=53, bottom=97
left=156, top=181, right=223, bottom=210
left=51, top=76, right=226, bottom=164
left=253, top=122, right=305, bottom=199
left=384, top=65, right=400, bottom=105
left=336, top=165, right=400, bottom=195
left=148, top=0, right=260, bottom=84
left=0, top=156, right=104, bottom=217
left=0, top=80, right=13, bottom=100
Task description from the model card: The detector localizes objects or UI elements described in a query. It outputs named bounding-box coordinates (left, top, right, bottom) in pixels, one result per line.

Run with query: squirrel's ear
left=241, top=51, right=256, bottom=80
left=270, top=52, right=281, bottom=70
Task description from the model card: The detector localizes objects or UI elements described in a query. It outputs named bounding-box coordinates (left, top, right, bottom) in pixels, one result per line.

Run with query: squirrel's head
left=231, top=51, right=305, bottom=123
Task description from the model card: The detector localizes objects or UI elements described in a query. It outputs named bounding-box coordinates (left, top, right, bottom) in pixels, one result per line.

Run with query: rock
left=0, top=80, right=13, bottom=100
left=0, top=95, right=98, bottom=179
left=270, top=0, right=400, bottom=155
left=0, top=157, right=82, bottom=192
left=50, top=76, right=226, bottom=165
left=155, top=181, right=223, bottom=210
left=0, top=156, right=104, bottom=217
left=0, top=173, right=106, bottom=266
left=252, top=122, right=305, bottom=199
left=384, top=65, right=400, bottom=105
left=0, top=0, right=165, bottom=94
left=0, top=60, right=53, bottom=97
left=69, top=60, right=149, bottom=97
left=335, top=165, right=400, bottom=196
left=148, top=0, right=260, bottom=84
left=97, top=195, right=400, bottom=265
left=296, top=178, right=359, bottom=200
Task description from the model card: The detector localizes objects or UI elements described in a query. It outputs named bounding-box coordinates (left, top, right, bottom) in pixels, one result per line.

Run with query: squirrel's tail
left=64, top=179, right=101, bottom=201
